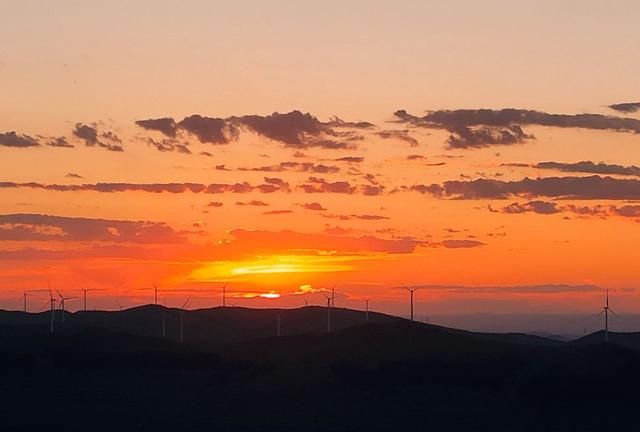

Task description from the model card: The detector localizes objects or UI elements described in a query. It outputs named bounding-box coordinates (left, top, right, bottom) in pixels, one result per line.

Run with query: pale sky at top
left=1, top=0, right=639, bottom=130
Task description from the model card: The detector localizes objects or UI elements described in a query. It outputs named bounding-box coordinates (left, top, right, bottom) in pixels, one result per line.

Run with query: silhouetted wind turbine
left=276, top=313, right=281, bottom=337
left=179, top=296, right=191, bottom=343
left=320, top=290, right=334, bottom=333
left=23, top=291, right=30, bottom=313
left=400, top=284, right=419, bottom=321
left=222, top=285, right=227, bottom=307
left=364, top=299, right=370, bottom=322
left=47, top=284, right=56, bottom=334
left=82, top=288, right=103, bottom=311
left=153, top=285, right=159, bottom=305
left=56, top=290, right=77, bottom=324
left=599, top=288, right=618, bottom=343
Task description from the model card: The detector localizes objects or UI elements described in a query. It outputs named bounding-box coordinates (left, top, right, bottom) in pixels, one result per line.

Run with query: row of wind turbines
left=15, top=283, right=618, bottom=343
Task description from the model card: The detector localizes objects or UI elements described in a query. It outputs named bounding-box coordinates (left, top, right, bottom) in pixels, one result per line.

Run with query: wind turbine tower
left=321, top=291, right=334, bottom=333
left=222, top=285, right=226, bottom=307
left=401, top=284, right=419, bottom=321
left=364, top=299, right=370, bottom=322
left=277, top=314, right=281, bottom=337
left=600, top=288, right=617, bottom=343
left=179, top=297, right=191, bottom=343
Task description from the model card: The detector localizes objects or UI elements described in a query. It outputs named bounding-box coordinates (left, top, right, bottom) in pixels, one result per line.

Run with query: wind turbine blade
left=610, top=308, right=619, bottom=318
left=182, top=296, right=192, bottom=309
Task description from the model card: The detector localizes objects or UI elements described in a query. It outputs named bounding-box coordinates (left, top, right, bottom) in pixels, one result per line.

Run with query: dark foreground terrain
left=0, top=306, right=638, bottom=431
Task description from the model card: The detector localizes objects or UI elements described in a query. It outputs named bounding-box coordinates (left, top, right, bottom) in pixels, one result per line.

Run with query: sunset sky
left=1, top=1, right=639, bottom=317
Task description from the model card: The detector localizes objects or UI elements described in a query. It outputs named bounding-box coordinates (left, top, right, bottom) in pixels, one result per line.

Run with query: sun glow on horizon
left=188, top=255, right=358, bottom=282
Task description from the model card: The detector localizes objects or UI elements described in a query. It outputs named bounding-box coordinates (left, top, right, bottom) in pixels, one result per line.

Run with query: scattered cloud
left=405, top=175, right=640, bottom=200
left=608, top=102, right=640, bottom=114
left=236, top=200, right=270, bottom=207
left=237, top=161, right=340, bottom=174
left=135, top=117, right=178, bottom=137
left=375, top=129, right=418, bottom=147
left=73, top=123, right=124, bottom=152
left=178, top=115, right=239, bottom=144
left=0, top=178, right=291, bottom=194
left=262, top=209, right=293, bottom=215
left=300, top=202, right=327, bottom=211
left=508, top=160, right=640, bottom=177
left=46, top=136, right=74, bottom=148
left=395, top=108, right=640, bottom=148
left=0, top=214, right=185, bottom=244
left=0, top=131, right=40, bottom=148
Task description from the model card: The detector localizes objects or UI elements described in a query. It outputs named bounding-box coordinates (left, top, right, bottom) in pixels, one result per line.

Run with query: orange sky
left=1, top=1, right=639, bottom=317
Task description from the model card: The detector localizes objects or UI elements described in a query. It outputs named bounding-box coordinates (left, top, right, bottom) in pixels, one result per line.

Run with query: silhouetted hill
left=0, top=305, right=401, bottom=346
left=572, top=330, right=640, bottom=350
left=1, top=307, right=639, bottom=430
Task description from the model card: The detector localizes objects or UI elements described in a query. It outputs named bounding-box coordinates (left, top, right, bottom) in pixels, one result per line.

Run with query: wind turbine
left=320, top=290, right=335, bottom=333
left=276, top=314, right=281, bottom=337
left=179, top=296, right=191, bottom=343
left=82, top=288, right=103, bottom=311
left=153, top=285, right=159, bottom=305
left=222, top=285, right=227, bottom=307
left=399, top=284, right=419, bottom=321
left=599, top=288, right=617, bottom=343
left=364, top=299, right=370, bottom=322
left=47, top=284, right=56, bottom=334
left=23, top=291, right=31, bottom=313
left=56, top=290, right=77, bottom=324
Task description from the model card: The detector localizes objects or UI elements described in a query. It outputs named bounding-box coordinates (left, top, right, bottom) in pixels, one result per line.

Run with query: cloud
left=231, top=110, right=336, bottom=147
left=207, top=201, right=223, bottom=207
left=395, top=108, right=640, bottom=148
left=177, top=115, right=239, bottom=144
left=146, top=138, right=191, bottom=154
left=262, top=210, right=293, bottom=215
left=375, top=129, right=419, bottom=147
left=502, top=200, right=561, bottom=215
left=334, top=156, right=364, bottom=163
left=0, top=214, right=185, bottom=244
left=46, top=136, right=74, bottom=148
left=135, top=117, right=178, bottom=137
left=135, top=111, right=372, bottom=150
left=0, top=131, right=40, bottom=148
left=406, top=175, right=640, bottom=200
left=435, top=239, right=485, bottom=249
left=237, top=161, right=340, bottom=174
left=300, top=202, right=327, bottom=211
left=608, top=102, right=640, bottom=114
left=613, top=205, right=640, bottom=218
left=324, top=116, right=375, bottom=129
left=228, top=228, right=419, bottom=254
left=496, top=201, right=640, bottom=219
left=73, top=123, right=124, bottom=152
left=236, top=200, right=269, bottom=207
left=0, top=179, right=290, bottom=194
left=446, top=125, right=533, bottom=149
left=65, top=172, right=83, bottom=179
left=299, top=176, right=385, bottom=196
left=322, top=213, right=389, bottom=221
left=527, top=161, right=640, bottom=177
